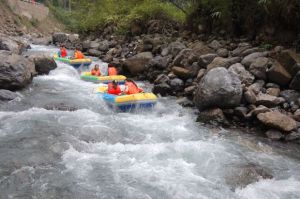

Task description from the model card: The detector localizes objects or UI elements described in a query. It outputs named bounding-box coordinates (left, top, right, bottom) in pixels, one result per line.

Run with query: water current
left=0, top=45, right=300, bottom=199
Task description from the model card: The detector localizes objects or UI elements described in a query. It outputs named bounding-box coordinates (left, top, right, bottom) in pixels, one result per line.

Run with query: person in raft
left=108, top=64, right=118, bottom=76
left=91, top=64, right=101, bottom=76
left=124, top=79, right=143, bottom=95
left=108, top=80, right=121, bottom=95
left=58, top=45, right=67, bottom=58
left=73, top=47, right=85, bottom=59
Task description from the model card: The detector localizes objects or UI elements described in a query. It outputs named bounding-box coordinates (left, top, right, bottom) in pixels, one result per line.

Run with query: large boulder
left=0, top=37, right=28, bottom=54
left=124, top=52, right=153, bottom=75
left=267, top=60, right=292, bottom=86
left=0, top=89, right=19, bottom=101
left=194, top=67, right=243, bottom=110
left=290, top=71, right=300, bottom=91
left=52, top=32, right=68, bottom=44
left=0, top=51, right=35, bottom=90
left=207, top=57, right=241, bottom=71
left=228, top=63, right=255, bottom=86
left=241, top=52, right=268, bottom=67
left=29, top=54, right=57, bottom=75
left=249, top=57, right=269, bottom=80
left=257, top=111, right=297, bottom=132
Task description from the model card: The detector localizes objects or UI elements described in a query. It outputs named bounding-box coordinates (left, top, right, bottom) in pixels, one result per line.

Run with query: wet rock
left=88, top=49, right=102, bottom=57
left=44, top=103, right=78, bottom=111
left=217, top=48, right=228, bottom=57
left=255, top=93, right=284, bottom=107
left=0, top=37, right=21, bottom=54
left=149, top=55, right=171, bottom=69
left=152, top=83, right=171, bottom=96
left=241, top=52, right=268, bottom=67
left=197, top=108, right=229, bottom=126
left=176, top=97, right=194, bottom=107
left=0, top=51, right=35, bottom=90
left=225, top=164, right=273, bottom=189
left=293, top=109, right=300, bottom=121
left=208, top=40, right=222, bottom=50
left=0, top=89, right=18, bottom=101
left=194, top=67, right=242, bottom=110
left=52, top=32, right=68, bottom=44
left=266, top=88, right=280, bottom=97
left=285, top=130, right=300, bottom=141
left=234, top=106, right=249, bottom=118
left=29, top=54, right=57, bottom=75
left=124, top=52, right=153, bottom=75
left=198, top=54, right=218, bottom=67
left=265, top=129, right=284, bottom=140
left=257, top=111, right=297, bottom=132
left=228, top=63, right=255, bottom=86
left=249, top=57, right=269, bottom=80
left=170, top=78, right=184, bottom=92
left=172, top=66, right=191, bottom=79
left=279, top=90, right=300, bottom=103
left=267, top=60, right=292, bottom=86
left=207, top=57, right=241, bottom=71
left=290, top=71, right=300, bottom=91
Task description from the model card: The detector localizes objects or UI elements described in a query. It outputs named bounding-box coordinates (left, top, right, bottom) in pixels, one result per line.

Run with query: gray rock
left=0, top=89, right=19, bottom=101
left=207, top=57, right=241, bottom=71
left=226, top=164, right=273, bottom=189
left=0, top=37, right=22, bottom=54
left=293, top=109, right=300, bottom=121
left=176, top=97, right=194, bottom=107
left=29, top=54, right=57, bottom=75
left=255, top=93, right=285, bottom=107
left=124, top=52, right=153, bottom=75
left=266, top=88, right=280, bottom=97
left=31, top=37, right=52, bottom=45
left=228, top=63, right=255, bottom=86
left=170, top=78, right=184, bottom=91
left=241, top=52, right=268, bottom=67
left=266, top=83, right=280, bottom=89
left=197, top=108, right=228, bottom=126
left=52, top=32, right=68, bottom=44
left=257, top=111, right=297, bottom=132
left=194, top=67, right=242, bottom=110
left=98, top=40, right=110, bottom=51
left=241, top=47, right=263, bottom=57
left=249, top=57, right=269, bottom=80
left=234, top=106, right=249, bottom=118
left=208, top=40, right=222, bottom=50
left=290, top=71, right=300, bottom=91
left=0, top=51, right=35, bottom=90
left=184, top=85, right=196, bottom=95
left=196, top=69, right=206, bottom=82
left=273, top=50, right=300, bottom=75
left=232, top=43, right=251, bottom=57
left=285, top=130, right=300, bottom=141
left=149, top=55, right=171, bottom=69
left=217, top=48, right=228, bottom=57
left=279, top=90, right=300, bottom=103
left=198, top=53, right=218, bottom=67
left=152, top=83, right=171, bottom=96
left=267, top=60, right=292, bottom=86
left=88, top=49, right=102, bottom=57
left=154, top=74, right=170, bottom=84
left=265, top=129, right=284, bottom=140
left=168, top=42, right=186, bottom=57
left=90, top=40, right=100, bottom=49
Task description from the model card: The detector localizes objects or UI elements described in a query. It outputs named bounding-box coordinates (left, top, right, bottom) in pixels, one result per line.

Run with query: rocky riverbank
left=51, top=23, right=300, bottom=143
left=0, top=35, right=57, bottom=103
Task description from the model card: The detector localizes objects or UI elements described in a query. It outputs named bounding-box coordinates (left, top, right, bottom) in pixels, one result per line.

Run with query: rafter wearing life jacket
left=124, top=79, right=143, bottom=95
left=108, top=81, right=121, bottom=95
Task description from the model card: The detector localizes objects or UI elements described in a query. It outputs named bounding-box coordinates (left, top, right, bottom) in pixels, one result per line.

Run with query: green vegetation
left=47, top=0, right=300, bottom=39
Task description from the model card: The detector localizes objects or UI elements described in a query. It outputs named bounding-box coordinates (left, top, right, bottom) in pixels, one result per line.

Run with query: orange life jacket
left=125, top=82, right=143, bottom=95
left=74, top=50, right=84, bottom=59
left=91, top=69, right=101, bottom=76
left=108, top=83, right=121, bottom=95
left=108, top=67, right=118, bottom=76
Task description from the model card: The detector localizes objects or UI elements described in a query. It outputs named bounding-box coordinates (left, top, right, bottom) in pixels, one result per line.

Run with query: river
left=0, top=45, right=300, bottom=199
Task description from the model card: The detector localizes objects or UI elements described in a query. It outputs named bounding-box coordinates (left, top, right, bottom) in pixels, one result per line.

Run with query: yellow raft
left=53, top=54, right=92, bottom=68
left=81, top=72, right=126, bottom=84
left=95, top=85, right=157, bottom=111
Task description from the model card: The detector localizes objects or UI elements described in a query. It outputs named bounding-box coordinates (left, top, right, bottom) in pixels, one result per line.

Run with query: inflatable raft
left=53, top=54, right=92, bottom=68
left=81, top=72, right=126, bottom=84
left=95, top=86, right=157, bottom=111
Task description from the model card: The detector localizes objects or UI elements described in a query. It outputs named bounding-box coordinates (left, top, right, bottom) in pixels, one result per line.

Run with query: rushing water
left=0, top=45, right=300, bottom=199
